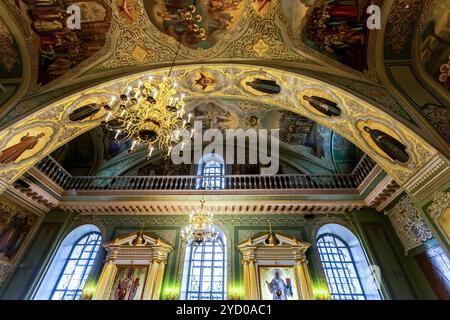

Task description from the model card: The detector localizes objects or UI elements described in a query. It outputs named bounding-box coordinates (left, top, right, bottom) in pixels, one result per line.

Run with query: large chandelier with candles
left=181, top=200, right=219, bottom=244
left=102, top=77, right=191, bottom=159
left=101, top=43, right=192, bottom=160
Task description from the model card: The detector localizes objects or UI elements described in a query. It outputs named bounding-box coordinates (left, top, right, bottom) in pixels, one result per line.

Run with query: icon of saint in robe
left=364, top=126, right=410, bottom=163
left=69, top=104, right=101, bottom=121
left=246, top=78, right=281, bottom=94
left=0, top=132, right=46, bottom=164
left=114, top=268, right=141, bottom=300
left=266, top=269, right=293, bottom=300
left=303, top=95, right=342, bottom=117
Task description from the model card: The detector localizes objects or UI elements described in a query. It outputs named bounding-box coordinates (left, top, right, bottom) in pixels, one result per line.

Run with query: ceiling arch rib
left=0, top=64, right=446, bottom=195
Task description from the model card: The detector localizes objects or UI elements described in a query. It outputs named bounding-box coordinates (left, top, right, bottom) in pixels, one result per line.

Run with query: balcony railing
left=34, top=155, right=377, bottom=192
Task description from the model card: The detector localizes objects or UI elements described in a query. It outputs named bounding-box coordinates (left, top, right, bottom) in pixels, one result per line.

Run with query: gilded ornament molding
left=385, top=0, right=424, bottom=54
left=428, top=191, right=450, bottom=221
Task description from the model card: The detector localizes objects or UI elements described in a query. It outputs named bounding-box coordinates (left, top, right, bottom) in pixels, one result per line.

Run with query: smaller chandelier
left=181, top=200, right=218, bottom=244
left=102, top=76, right=192, bottom=160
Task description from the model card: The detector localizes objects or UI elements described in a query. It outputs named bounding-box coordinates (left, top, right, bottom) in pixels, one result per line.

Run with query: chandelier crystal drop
left=101, top=76, right=192, bottom=160
left=181, top=200, right=219, bottom=244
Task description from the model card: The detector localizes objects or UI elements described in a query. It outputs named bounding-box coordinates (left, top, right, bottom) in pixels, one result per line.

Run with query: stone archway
left=0, top=64, right=447, bottom=196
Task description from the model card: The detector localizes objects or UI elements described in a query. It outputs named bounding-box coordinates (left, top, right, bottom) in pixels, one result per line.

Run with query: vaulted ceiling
left=0, top=0, right=448, bottom=196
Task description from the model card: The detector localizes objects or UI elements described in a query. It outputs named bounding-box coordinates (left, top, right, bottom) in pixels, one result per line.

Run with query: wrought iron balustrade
left=34, top=154, right=377, bottom=192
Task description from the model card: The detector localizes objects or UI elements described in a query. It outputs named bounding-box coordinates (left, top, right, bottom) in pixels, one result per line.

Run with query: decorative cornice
left=403, top=154, right=450, bottom=203
left=59, top=199, right=367, bottom=215
left=364, top=175, right=402, bottom=210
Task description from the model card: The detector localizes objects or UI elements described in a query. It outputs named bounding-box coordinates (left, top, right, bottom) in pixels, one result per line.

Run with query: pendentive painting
left=258, top=266, right=300, bottom=300
left=419, top=0, right=450, bottom=92
left=144, top=0, right=246, bottom=50
left=13, top=0, right=112, bottom=85
left=301, top=0, right=369, bottom=71
left=108, top=266, right=148, bottom=300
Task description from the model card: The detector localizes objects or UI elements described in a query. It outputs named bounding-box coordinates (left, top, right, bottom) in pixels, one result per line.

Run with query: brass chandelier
left=102, top=44, right=191, bottom=160
left=181, top=200, right=219, bottom=244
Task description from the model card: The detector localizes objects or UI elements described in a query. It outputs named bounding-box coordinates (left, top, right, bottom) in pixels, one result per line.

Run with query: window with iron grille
left=184, top=237, right=226, bottom=300
left=317, top=233, right=366, bottom=300
left=201, top=160, right=224, bottom=190
left=51, top=232, right=102, bottom=300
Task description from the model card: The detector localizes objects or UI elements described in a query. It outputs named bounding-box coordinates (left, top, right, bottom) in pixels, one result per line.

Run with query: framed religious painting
left=0, top=202, right=40, bottom=265
left=108, top=265, right=149, bottom=300
left=258, top=266, right=300, bottom=300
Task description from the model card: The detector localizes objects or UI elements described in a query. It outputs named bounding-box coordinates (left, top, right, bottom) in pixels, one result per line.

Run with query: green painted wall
left=0, top=208, right=439, bottom=300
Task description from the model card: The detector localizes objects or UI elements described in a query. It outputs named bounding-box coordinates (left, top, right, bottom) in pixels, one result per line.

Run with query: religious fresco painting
left=419, top=0, right=450, bottom=92
left=0, top=204, right=36, bottom=262
left=280, top=0, right=316, bottom=35
left=357, top=120, right=410, bottom=164
left=108, top=266, right=148, bottom=300
left=277, top=111, right=325, bottom=159
left=0, top=127, right=54, bottom=165
left=258, top=266, right=300, bottom=300
left=0, top=18, right=22, bottom=108
left=68, top=103, right=103, bottom=122
left=302, top=0, right=369, bottom=71
left=13, top=0, right=112, bottom=85
left=144, top=0, right=246, bottom=50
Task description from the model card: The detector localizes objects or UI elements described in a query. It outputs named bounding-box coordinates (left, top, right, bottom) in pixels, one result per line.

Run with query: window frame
left=201, top=160, right=224, bottom=190
left=50, top=231, right=102, bottom=300
left=182, top=233, right=227, bottom=300
left=316, top=232, right=367, bottom=300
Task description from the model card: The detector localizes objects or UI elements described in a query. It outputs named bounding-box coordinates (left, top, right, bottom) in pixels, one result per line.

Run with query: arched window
left=316, top=224, right=382, bottom=300
left=181, top=228, right=227, bottom=300
left=198, top=154, right=225, bottom=190
left=34, top=224, right=102, bottom=300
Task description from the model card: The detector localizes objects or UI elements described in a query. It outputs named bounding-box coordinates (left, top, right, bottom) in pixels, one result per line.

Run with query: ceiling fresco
left=418, top=0, right=450, bottom=93
left=0, top=18, right=23, bottom=108
left=13, top=0, right=112, bottom=85
left=302, top=0, right=370, bottom=71
left=383, top=0, right=450, bottom=146
left=144, top=0, right=246, bottom=50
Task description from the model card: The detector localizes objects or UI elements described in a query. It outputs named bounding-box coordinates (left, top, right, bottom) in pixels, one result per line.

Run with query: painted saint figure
left=363, top=126, right=410, bottom=163
left=114, top=268, right=141, bottom=300
left=0, top=132, right=45, bottom=164
left=69, top=104, right=101, bottom=121
left=246, top=78, right=281, bottom=94
left=266, top=269, right=293, bottom=300
left=0, top=213, right=33, bottom=259
left=303, top=95, right=342, bottom=117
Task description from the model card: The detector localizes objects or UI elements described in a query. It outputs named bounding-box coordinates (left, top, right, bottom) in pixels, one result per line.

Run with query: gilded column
left=295, top=256, right=313, bottom=300
left=152, top=260, right=166, bottom=300
left=93, top=261, right=116, bottom=300
left=243, top=260, right=251, bottom=300
left=248, top=259, right=258, bottom=300
left=142, top=261, right=158, bottom=300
